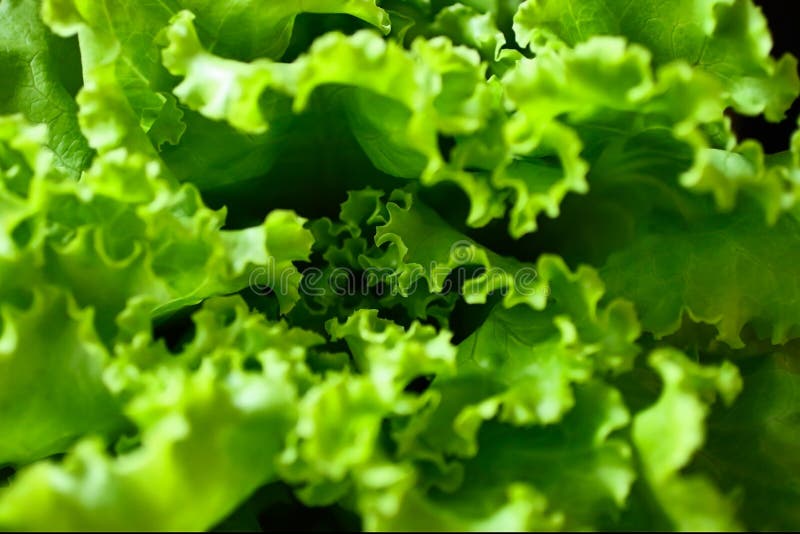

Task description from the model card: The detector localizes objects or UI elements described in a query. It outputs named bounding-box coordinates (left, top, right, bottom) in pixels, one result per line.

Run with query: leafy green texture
left=0, top=113, right=311, bottom=466
left=602, top=203, right=800, bottom=347
left=0, top=287, right=122, bottom=464
left=0, top=297, right=323, bottom=531
left=696, top=352, right=800, bottom=531
left=632, top=349, right=743, bottom=530
left=0, top=0, right=91, bottom=176
left=513, top=0, right=800, bottom=120
left=0, top=0, right=799, bottom=531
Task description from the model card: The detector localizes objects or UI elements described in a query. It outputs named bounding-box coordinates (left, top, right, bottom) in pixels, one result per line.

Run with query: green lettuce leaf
left=0, top=287, right=122, bottom=464
left=631, top=348, right=742, bottom=531
left=0, top=0, right=91, bottom=177
left=601, top=202, right=800, bottom=348
left=378, top=381, right=633, bottom=530
left=1, top=0, right=799, bottom=531
left=0, top=115, right=313, bottom=465
left=159, top=13, right=510, bottom=226
left=528, top=119, right=800, bottom=347
left=694, top=352, right=800, bottom=531
left=41, top=0, right=391, bottom=186
left=513, top=0, right=800, bottom=120
left=0, top=296, right=324, bottom=531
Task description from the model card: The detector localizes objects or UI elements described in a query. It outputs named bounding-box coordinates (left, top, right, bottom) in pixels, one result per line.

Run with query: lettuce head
left=0, top=0, right=799, bottom=531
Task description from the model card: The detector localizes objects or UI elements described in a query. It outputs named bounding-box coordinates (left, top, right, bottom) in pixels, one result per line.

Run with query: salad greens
left=1, top=0, right=799, bottom=530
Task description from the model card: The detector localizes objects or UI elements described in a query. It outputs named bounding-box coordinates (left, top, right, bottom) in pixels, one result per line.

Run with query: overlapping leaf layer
left=1, top=0, right=798, bottom=530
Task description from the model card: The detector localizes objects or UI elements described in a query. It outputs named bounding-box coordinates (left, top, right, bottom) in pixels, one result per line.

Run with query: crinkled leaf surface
left=0, top=0, right=799, bottom=531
